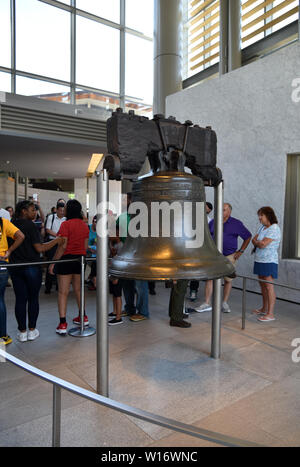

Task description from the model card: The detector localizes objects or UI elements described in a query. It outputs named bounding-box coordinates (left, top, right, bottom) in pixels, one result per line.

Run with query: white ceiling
left=0, top=134, right=106, bottom=179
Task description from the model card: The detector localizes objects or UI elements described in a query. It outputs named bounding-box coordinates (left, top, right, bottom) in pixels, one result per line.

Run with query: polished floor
left=0, top=280, right=300, bottom=447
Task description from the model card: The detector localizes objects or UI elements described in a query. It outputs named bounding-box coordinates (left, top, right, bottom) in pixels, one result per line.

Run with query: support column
left=96, top=170, right=109, bottom=397
left=120, top=0, right=126, bottom=110
left=24, top=177, right=28, bottom=200
left=228, top=0, right=242, bottom=72
left=14, top=171, right=19, bottom=208
left=153, top=0, right=182, bottom=115
left=211, top=181, right=224, bottom=359
left=219, top=0, right=229, bottom=76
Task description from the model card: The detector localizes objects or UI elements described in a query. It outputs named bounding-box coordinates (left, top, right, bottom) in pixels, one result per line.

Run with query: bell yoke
left=104, top=109, right=235, bottom=282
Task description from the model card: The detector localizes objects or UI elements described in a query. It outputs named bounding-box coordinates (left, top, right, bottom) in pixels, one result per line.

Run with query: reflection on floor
left=0, top=281, right=300, bottom=447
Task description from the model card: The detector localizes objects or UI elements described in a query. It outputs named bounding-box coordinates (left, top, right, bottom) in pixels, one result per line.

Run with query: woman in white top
left=252, top=206, right=281, bottom=322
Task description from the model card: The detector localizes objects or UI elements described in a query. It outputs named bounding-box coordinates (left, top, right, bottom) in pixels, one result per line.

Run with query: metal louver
left=0, top=104, right=107, bottom=144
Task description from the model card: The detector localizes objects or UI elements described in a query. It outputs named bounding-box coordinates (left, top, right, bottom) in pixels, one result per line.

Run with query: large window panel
left=126, top=0, right=154, bottom=36
left=16, top=76, right=71, bottom=103
left=125, top=34, right=153, bottom=104
left=16, top=0, right=70, bottom=81
left=0, top=0, right=11, bottom=68
left=76, top=16, right=120, bottom=94
left=283, top=154, right=300, bottom=259
left=76, top=0, right=120, bottom=23
left=0, top=72, right=11, bottom=93
left=75, top=89, right=120, bottom=120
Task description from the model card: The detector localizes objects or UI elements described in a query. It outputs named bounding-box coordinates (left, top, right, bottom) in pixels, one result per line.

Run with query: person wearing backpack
left=44, top=202, right=66, bottom=294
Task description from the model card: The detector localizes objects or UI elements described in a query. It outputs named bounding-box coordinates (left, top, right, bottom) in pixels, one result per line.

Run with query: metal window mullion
left=10, top=0, right=16, bottom=93
left=120, top=0, right=125, bottom=109
left=71, top=0, right=76, bottom=105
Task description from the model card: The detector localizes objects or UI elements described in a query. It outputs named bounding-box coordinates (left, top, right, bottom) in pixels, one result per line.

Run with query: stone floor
left=0, top=280, right=300, bottom=447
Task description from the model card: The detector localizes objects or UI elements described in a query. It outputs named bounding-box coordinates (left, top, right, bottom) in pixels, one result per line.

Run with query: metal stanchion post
left=68, top=256, right=96, bottom=337
left=52, top=385, right=61, bottom=448
left=211, top=181, right=224, bottom=359
left=96, top=169, right=109, bottom=397
left=242, top=277, right=247, bottom=330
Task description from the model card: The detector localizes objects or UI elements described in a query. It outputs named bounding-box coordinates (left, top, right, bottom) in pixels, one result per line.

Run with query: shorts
left=54, top=255, right=82, bottom=275
left=109, top=278, right=122, bottom=298
left=253, top=262, right=278, bottom=279
left=224, top=254, right=237, bottom=282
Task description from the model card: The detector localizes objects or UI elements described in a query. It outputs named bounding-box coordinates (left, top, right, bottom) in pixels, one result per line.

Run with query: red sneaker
left=73, top=315, right=89, bottom=326
left=56, top=322, right=68, bottom=335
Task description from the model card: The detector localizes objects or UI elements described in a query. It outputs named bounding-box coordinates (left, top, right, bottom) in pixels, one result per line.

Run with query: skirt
left=253, top=262, right=278, bottom=279
left=54, top=255, right=82, bottom=275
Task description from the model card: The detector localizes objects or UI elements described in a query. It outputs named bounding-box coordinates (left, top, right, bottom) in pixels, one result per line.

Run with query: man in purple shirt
left=196, top=203, right=252, bottom=313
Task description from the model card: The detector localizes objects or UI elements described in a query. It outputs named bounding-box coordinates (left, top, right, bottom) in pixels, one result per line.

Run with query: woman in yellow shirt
left=0, top=217, right=24, bottom=345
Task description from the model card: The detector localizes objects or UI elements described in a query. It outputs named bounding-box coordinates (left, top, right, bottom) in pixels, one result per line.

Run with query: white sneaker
left=195, top=303, right=212, bottom=313
left=17, top=331, right=28, bottom=342
left=222, top=302, right=231, bottom=313
left=27, top=329, right=40, bottom=341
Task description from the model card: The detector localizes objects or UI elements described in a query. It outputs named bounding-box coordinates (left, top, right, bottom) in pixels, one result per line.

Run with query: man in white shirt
left=44, top=202, right=66, bottom=294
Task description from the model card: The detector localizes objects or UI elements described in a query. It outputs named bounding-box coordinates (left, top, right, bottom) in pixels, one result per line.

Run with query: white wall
left=0, top=177, right=70, bottom=215
left=167, top=42, right=300, bottom=301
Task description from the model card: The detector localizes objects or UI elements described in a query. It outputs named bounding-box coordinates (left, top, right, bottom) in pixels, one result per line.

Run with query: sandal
left=257, top=315, right=276, bottom=322
left=251, top=309, right=266, bottom=315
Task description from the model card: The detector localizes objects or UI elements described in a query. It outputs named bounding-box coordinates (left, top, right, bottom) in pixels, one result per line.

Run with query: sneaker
left=129, top=314, right=148, bottom=322
left=108, top=318, right=123, bottom=326
left=88, top=284, right=96, bottom=291
left=73, top=315, right=89, bottom=326
left=222, top=302, right=231, bottom=313
left=108, top=312, right=116, bottom=317
left=0, top=336, right=12, bottom=345
left=195, top=303, right=212, bottom=313
left=170, top=319, right=191, bottom=328
left=56, top=322, right=68, bottom=335
left=27, top=329, right=40, bottom=341
left=17, top=331, right=28, bottom=342
left=189, top=290, right=197, bottom=301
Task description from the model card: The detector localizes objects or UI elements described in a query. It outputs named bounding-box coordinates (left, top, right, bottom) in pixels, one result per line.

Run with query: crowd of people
left=0, top=193, right=281, bottom=345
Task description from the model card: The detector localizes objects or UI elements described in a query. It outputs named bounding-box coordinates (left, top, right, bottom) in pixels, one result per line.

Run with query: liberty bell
left=109, top=158, right=235, bottom=282
left=106, top=111, right=235, bottom=281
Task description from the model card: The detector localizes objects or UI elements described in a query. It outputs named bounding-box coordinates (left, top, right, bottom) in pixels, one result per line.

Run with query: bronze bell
left=109, top=170, right=235, bottom=281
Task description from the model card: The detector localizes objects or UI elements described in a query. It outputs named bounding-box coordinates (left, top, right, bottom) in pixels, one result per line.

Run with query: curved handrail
left=0, top=349, right=262, bottom=448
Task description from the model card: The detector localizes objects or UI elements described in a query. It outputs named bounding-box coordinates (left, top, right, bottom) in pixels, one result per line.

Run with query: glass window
left=125, top=33, right=153, bottom=104
left=16, top=0, right=70, bottom=81
left=283, top=154, right=300, bottom=259
left=0, top=71, right=11, bottom=93
left=76, top=0, right=120, bottom=23
left=16, top=76, right=71, bottom=103
left=125, top=100, right=152, bottom=118
left=76, top=16, right=120, bottom=94
left=125, top=0, right=154, bottom=36
left=75, top=89, right=120, bottom=120
left=0, top=0, right=11, bottom=68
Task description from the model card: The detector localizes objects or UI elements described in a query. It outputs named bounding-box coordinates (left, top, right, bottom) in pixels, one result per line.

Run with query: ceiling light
left=87, top=153, right=103, bottom=177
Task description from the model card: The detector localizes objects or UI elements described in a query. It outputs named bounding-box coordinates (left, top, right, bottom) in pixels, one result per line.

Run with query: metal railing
left=0, top=349, right=262, bottom=448
left=237, top=274, right=300, bottom=330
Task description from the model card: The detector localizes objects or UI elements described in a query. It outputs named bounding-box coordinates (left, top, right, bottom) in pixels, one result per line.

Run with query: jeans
left=0, top=262, right=9, bottom=337
left=10, top=266, right=42, bottom=331
left=135, top=280, right=149, bottom=318
left=45, top=245, right=57, bottom=292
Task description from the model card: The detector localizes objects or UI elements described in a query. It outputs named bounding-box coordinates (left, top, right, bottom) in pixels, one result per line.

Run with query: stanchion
left=68, top=256, right=96, bottom=337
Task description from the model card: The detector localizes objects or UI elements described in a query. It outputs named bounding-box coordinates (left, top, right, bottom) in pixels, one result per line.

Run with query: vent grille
left=0, top=104, right=107, bottom=143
